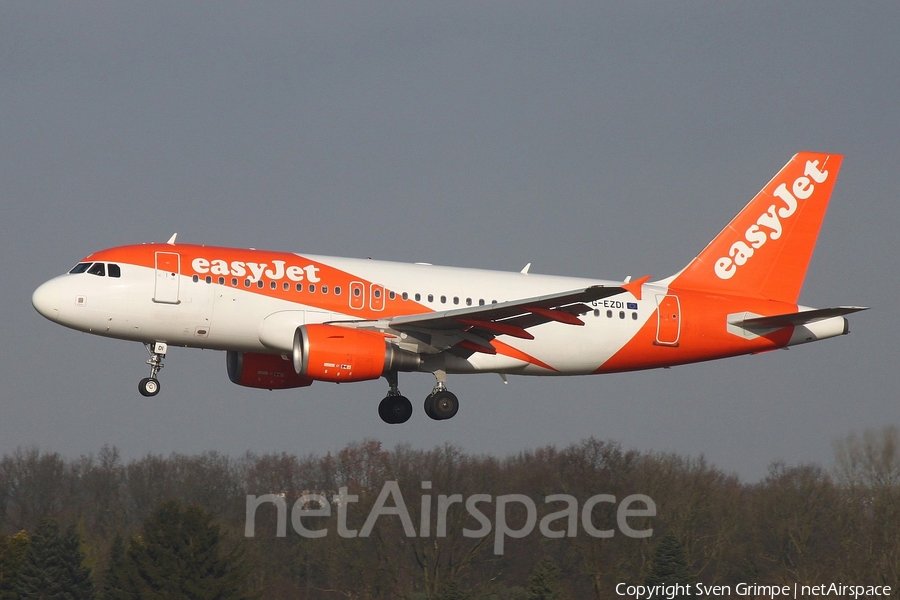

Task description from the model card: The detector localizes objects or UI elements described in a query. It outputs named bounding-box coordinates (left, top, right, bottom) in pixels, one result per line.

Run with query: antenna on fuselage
left=167, top=233, right=178, bottom=245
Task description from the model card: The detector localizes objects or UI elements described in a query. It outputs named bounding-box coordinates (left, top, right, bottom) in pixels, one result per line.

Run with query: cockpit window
left=108, top=263, right=121, bottom=278
left=69, top=263, right=91, bottom=274
left=87, top=263, right=106, bottom=277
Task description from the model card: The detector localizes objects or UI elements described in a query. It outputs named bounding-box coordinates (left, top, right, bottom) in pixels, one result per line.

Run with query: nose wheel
left=138, top=377, right=160, bottom=397
left=139, top=342, right=167, bottom=397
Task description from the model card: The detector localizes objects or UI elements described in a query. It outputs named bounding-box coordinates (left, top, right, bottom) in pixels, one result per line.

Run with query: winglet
left=622, top=275, right=651, bottom=300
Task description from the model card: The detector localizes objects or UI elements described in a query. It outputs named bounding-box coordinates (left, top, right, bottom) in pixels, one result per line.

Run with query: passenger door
left=154, top=252, right=181, bottom=304
left=655, top=294, right=681, bottom=346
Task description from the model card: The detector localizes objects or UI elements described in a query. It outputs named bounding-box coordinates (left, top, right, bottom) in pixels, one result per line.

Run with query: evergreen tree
left=99, top=534, right=129, bottom=600
left=0, top=531, right=30, bottom=600
left=527, top=557, right=561, bottom=600
left=644, top=534, right=694, bottom=597
left=435, top=580, right=471, bottom=600
left=124, top=499, right=251, bottom=599
left=16, top=519, right=94, bottom=599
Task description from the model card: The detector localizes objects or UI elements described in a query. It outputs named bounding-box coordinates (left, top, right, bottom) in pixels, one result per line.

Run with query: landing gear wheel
left=138, top=377, right=160, bottom=397
left=425, top=390, right=459, bottom=421
left=424, top=396, right=437, bottom=420
left=139, top=342, right=167, bottom=397
left=378, top=395, right=412, bottom=424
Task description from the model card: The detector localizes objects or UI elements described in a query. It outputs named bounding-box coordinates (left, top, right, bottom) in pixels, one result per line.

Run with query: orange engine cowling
left=227, top=351, right=314, bottom=390
left=293, top=324, right=420, bottom=383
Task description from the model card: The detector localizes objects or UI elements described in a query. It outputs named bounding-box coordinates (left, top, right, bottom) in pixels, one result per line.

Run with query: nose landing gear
left=138, top=342, right=167, bottom=397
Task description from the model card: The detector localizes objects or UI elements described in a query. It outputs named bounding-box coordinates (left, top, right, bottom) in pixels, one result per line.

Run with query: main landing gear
left=424, top=372, right=459, bottom=421
left=138, top=342, right=167, bottom=397
left=378, top=371, right=412, bottom=424
left=378, top=371, right=460, bottom=424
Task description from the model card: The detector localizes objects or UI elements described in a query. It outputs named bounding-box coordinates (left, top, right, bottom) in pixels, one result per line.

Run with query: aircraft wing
left=332, top=284, right=627, bottom=354
left=730, top=306, right=869, bottom=329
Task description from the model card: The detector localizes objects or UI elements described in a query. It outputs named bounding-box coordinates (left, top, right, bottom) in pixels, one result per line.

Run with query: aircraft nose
left=32, top=279, right=61, bottom=322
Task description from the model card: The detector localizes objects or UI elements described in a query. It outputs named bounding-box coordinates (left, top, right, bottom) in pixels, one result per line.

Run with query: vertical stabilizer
left=669, top=152, right=843, bottom=303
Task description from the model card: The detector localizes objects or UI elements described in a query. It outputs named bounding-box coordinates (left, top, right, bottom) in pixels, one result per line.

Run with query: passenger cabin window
left=108, top=264, right=121, bottom=278
left=87, top=263, right=106, bottom=277
left=69, top=263, right=91, bottom=274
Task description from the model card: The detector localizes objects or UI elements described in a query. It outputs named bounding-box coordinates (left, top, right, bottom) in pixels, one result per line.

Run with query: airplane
left=32, top=152, right=866, bottom=424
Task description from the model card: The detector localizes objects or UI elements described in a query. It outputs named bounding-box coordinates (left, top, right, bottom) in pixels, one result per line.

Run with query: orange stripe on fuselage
left=84, top=244, right=434, bottom=321
left=596, top=289, right=795, bottom=373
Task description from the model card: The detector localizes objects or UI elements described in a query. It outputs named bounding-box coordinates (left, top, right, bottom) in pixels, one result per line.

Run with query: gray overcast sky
left=2, top=2, right=897, bottom=481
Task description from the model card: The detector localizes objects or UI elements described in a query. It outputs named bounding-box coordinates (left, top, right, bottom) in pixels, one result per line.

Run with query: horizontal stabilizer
left=731, top=306, right=869, bottom=329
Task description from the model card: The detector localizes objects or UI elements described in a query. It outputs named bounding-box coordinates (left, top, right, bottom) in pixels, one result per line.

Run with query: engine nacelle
left=227, top=351, right=314, bottom=390
left=292, top=324, right=420, bottom=383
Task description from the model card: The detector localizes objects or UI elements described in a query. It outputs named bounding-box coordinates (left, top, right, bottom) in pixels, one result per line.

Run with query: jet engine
left=292, top=324, right=420, bottom=383
left=226, top=351, right=314, bottom=389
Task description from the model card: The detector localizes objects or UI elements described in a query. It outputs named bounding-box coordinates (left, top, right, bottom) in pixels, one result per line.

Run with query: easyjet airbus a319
left=33, top=153, right=865, bottom=424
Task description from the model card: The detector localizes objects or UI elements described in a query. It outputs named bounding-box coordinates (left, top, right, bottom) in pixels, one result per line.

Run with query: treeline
left=0, top=428, right=899, bottom=599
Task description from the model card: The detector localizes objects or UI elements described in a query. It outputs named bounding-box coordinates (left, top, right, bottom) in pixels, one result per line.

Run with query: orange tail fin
left=669, top=152, right=843, bottom=303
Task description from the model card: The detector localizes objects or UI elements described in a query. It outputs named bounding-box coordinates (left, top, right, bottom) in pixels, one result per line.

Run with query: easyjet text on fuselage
left=191, top=257, right=321, bottom=283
